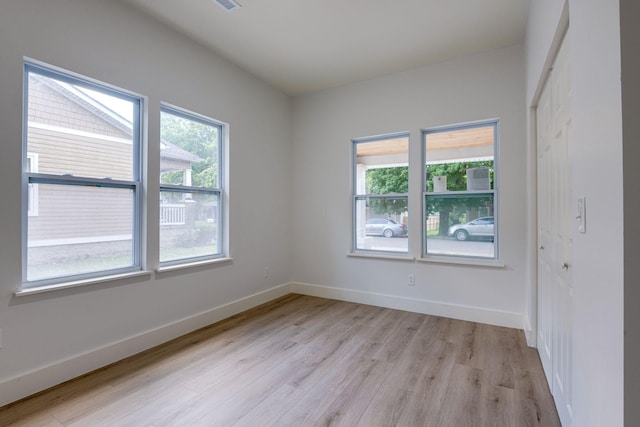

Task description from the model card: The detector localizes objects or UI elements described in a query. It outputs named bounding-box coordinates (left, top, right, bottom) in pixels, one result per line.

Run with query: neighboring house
left=27, top=74, right=202, bottom=248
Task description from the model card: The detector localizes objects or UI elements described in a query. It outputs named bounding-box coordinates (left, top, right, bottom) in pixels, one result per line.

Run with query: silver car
left=447, top=216, right=494, bottom=241
left=366, top=218, right=407, bottom=238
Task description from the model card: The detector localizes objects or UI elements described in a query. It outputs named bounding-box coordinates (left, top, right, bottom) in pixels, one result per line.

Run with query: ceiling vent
left=214, top=0, right=241, bottom=11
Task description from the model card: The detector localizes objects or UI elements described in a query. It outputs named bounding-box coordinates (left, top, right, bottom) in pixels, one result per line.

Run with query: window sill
left=417, top=256, right=505, bottom=268
left=347, top=252, right=415, bottom=262
left=15, top=270, right=153, bottom=297
left=156, top=257, right=233, bottom=273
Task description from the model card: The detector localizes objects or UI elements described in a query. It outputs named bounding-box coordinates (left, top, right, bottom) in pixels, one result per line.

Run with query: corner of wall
left=290, top=282, right=524, bottom=330
left=0, top=283, right=293, bottom=407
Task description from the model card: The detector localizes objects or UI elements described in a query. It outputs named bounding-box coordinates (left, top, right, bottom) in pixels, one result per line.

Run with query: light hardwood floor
left=0, top=294, right=561, bottom=426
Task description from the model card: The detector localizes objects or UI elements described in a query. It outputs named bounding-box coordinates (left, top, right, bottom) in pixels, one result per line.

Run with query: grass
left=159, top=244, right=217, bottom=261
left=28, top=244, right=217, bottom=282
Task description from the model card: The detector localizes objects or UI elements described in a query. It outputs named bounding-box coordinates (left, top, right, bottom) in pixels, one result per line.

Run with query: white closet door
left=537, top=31, right=573, bottom=427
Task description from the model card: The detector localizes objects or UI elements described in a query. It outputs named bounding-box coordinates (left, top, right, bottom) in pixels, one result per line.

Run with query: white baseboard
left=2, top=281, right=524, bottom=407
left=291, top=282, right=523, bottom=329
left=524, top=313, right=537, bottom=347
left=0, top=283, right=292, bottom=408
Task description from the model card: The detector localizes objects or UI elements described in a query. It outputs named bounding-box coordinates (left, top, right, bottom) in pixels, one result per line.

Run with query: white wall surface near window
left=292, top=44, right=526, bottom=327
left=23, top=63, right=142, bottom=287
left=352, top=134, right=409, bottom=254
left=159, top=107, right=224, bottom=265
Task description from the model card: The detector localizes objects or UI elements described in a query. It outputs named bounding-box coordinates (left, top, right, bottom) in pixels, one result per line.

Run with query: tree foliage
left=160, top=113, right=218, bottom=188
left=425, top=160, right=493, bottom=192
left=365, top=160, right=494, bottom=235
left=366, top=166, right=409, bottom=194
left=366, top=166, right=408, bottom=215
left=426, top=160, right=494, bottom=235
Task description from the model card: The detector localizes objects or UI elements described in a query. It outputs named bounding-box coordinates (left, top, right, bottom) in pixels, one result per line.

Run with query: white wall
left=0, top=0, right=292, bottom=406
left=526, top=1, right=625, bottom=426
left=291, top=45, right=527, bottom=328
left=620, top=0, right=640, bottom=424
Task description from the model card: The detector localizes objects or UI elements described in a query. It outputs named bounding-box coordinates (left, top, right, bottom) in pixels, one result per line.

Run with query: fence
left=426, top=214, right=440, bottom=232
left=160, top=204, right=185, bottom=225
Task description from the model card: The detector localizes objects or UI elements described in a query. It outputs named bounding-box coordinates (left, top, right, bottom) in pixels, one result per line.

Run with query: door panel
left=537, top=31, right=573, bottom=427
left=537, top=72, right=554, bottom=385
left=551, top=34, right=573, bottom=425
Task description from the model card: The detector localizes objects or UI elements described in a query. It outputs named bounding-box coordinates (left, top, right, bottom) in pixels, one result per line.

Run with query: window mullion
left=29, top=173, right=137, bottom=189
left=159, top=184, right=220, bottom=194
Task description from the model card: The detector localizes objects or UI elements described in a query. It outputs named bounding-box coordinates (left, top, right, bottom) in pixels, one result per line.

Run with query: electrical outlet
left=264, top=267, right=270, bottom=279
left=408, top=274, right=415, bottom=286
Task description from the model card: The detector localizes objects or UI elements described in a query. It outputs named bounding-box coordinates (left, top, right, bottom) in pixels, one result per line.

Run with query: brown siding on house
left=26, top=74, right=136, bottom=243
left=29, top=184, right=133, bottom=242
left=29, top=127, right=133, bottom=180
left=28, top=75, right=131, bottom=140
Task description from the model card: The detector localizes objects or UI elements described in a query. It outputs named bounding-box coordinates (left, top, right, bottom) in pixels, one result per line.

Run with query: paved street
left=426, top=237, right=494, bottom=258
left=359, top=236, right=494, bottom=258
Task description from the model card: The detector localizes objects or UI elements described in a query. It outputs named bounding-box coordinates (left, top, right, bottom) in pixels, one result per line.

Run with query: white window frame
left=159, top=104, right=225, bottom=267
left=422, top=120, right=499, bottom=260
left=22, top=61, right=143, bottom=289
left=352, top=133, right=410, bottom=255
left=26, top=152, right=39, bottom=217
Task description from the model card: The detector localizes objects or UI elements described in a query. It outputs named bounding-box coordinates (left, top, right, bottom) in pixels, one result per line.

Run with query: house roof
left=36, top=74, right=203, bottom=164
left=160, top=141, right=202, bottom=163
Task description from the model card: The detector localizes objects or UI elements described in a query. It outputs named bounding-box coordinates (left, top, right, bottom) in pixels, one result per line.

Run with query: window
left=23, top=62, right=142, bottom=287
left=159, top=106, right=223, bottom=265
left=353, top=134, right=409, bottom=253
left=423, top=121, right=497, bottom=259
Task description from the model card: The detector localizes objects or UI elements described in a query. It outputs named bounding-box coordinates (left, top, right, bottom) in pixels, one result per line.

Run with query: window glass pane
left=355, top=197, right=408, bottom=253
left=23, top=63, right=142, bottom=288
left=160, top=111, right=219, bottom=188
left=27, top=184, right=134, bottom=282
left=353, top=135, right=409, bottom=254
left=355, top=136, right=408, bottom=195
left=424, top=122, right=497, bottom=259
left=425, top=124, right=494, bottom=191
left=160, top=190, right=220, bottom=262
left=26, top=71, right=136, bottom=181
left=425, top=193, right=495, bottom=258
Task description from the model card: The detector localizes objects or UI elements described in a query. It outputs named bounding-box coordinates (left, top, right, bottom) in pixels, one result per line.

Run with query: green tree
left=426, top=161, right=493, bottom=236
left=425, top=160, right=493, bottom=192
left=365, top=161, right=494, bottom=236
left=366, top=166, right=408, bottom=215
left=160, top=113, right=218, bottom=188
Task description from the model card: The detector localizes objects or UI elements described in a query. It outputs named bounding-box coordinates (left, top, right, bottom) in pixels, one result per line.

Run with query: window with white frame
left=159, top=106, right=223, bottom=265
left=353, top=134, right=409, bottom=253
left=23, top=62, right=142, bottom=287
left=423, top=121, right=497, bottom=259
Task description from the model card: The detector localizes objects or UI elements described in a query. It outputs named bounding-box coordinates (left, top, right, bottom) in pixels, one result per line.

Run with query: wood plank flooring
left=0, top=294, right=561, bottom=426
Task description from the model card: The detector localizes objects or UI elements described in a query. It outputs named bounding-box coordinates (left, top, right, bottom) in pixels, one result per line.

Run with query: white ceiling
left=124, top=0, right=530, bottom=95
